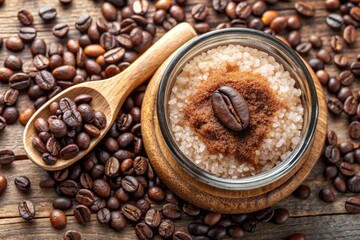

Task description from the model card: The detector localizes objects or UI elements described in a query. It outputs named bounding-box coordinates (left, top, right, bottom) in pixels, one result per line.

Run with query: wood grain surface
left=0, top=0, right=360, bottom=239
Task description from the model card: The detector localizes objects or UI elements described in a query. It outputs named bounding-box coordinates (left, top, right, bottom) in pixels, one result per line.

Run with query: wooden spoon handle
left=108, top=23, right=197, bottom=102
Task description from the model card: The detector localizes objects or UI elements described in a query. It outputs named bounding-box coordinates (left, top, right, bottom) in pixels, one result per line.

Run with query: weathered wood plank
left=0, top=213, right=360, bottom=240
left=0, top=158, right=359, bottom=219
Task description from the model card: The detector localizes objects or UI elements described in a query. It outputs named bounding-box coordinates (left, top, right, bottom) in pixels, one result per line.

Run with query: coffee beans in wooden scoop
left=32, top=96, right=106, bottom=164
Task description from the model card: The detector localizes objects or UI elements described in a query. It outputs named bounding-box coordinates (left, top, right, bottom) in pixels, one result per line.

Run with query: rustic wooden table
left=0, top=0, right=360, bottom=239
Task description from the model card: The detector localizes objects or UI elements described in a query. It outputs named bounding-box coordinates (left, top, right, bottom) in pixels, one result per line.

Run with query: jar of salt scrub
left=142, top=28, right=327, bottom=214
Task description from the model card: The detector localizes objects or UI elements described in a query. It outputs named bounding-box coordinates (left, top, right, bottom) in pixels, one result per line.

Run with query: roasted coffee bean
left=252, top=0, right=267, bottom=16
left=59, top=180, right=79, bottom=196
left=53, top=169, right=69, bottom=182
left=235, top=2, right=252, bottom=20
left=347, top=176, right=360, bottom=193
left=134, top=199, right=150, bottom=215
left=173, top=231, right=192, bottom=240
left=84, top=124, right=101, bottom=138
left=324, top=145, right=340, bottom=163
left=325, top=0, right=340, bottom=11
left=330, top=35, right=344, bottom=52
left=132, top=0, right=149, bottom=15
left=0, top=176, right=7, bottom=194
left=162, top=203, right=181, bottom=219
left=74, top=205, right=91, bottom=224
left=76, top=15, right=92, bottom=32
left=169, top=5, right=185, bottom=22
left=194, top=22, right=210, bottom=34
left=34, top=118, right=49, bottom=133
left=32, top=137, right=47, bottom=154
left=63, top=230, right=81, bottom=240
left=50, top=209, right=66, bottom=229
left=53, top=65, right=76, bottom=80
left=33, top=54, right=49, bottom=70
left=272, top=208, right=289, bottom=224
left=319, top=188, right=335, bottom=203
left=3, top=89, right=19, bottom=106
left=211, top=86, right=249, bottom=132
left=18, top=10, right=34, bottom=26
left=350, top=62, right=360, bottom=76
left=104, top=157, right=120, bottom=177
left=309, top=58, right=324, bottom=71
left=344, top=14, right=358, bottom=27
left=295, top=42, right=312, bottom=55
left=148, top=186, right=165, bottom=202
left=345, top=197, right=360, bottom=214
left=344, top=151, right=355, bottom=163
left=106, top=196, right=120, bottom=210
left=9, top=73, right=31, bottom=90
left=207, top=226, right=226, bottom=239
left=158, top=219, right=175, bottom=238
left=339, top=141, right=354, bottom=154
left=121, top=176, right=138, bottom=193
left=339, top=70, right=354, bottom=86
left=48, top=42, right=64, bottom=56
left=334, top=54, right=348, bottom=69
left=4, top=55, right=22, bottom=71
left=203, top=212, right=222, bottom=226
left=344, top=96, right=358, bottom=115
left=18, top=27, right=37, bottom=42
left=343, top=25, right=357, bottom=45
left=93, top=111, right=106, bottom=129
left=60, top=144, right=79, bottom=160
left=34, top=70, right=55, bottom=91
left=76, top=189, right=94, bottom=206
left=255, top=207, right=274, bottom=222
left=212, top=0, right=228, bottom=13
left=74, top=94, right=92, bottom=105
left=93, top=179, right=111, bottom=198
left=324, top=166, right=338, bottom=181
left=327, top=96, right=343, bottom=115
left=349, top=121, right=360, bottom=139
left=287, top=31, right=301, bottom=48
left=287, top=233, right=305, bottom=240
left=0, top=150, right=15, bottom=165
left=295, top=1, right=315, bottom=17
left=2, top=106, right=19, bottom=124
left=225, top=2, right=237, bottom=19
left=308, top=35, right=322, bottom=49
left=91, top=197, right=106, bottom=212
left=153, top=9, right=167, bottom=25
left=101, top=2, right=117, bottom=21
left=133, top=156, right=148, bottom=175
left=0, top=67, right=13, bottom=83
left=97, top=208, right=111, bottom=224
left=327, top=130, right=338, bottom=146
left=79, top=172, right=93, bottom=189
left=6, top=36, right=24, bottom=52
left=52, top=23, right=69, bottom=38
left=39, top=6, right=57, bottom=21
left=30, top=39, right=47, bottom=56
left=136, top=222, right=154, bottom=239
left=333, top=176, right=347, bottom=193
left=53, top=197, right=73, bottom=210
left=287, top=15, right=301, bottom=30
left=155, top=0, right=172, bottom=10
left=247, top=18, right=264, bottom=30
left=14, top=176, right=31, bottom=192
left=326, top=13, right=343, bottom=29
left=188, top=222, right=209, bottom=235
left=350, top=7, right=360, bottom=21
left=110, top=211, right=126, bottom=231
left=340, top=162, right=355, bottom=177
left=18, top=200, right=35, bottom=220
left=262, top=10, right=278, bottom=26
left=294, top=184, right=311, bottom=200
left=192, top=4, right=208, bottom=21
left=122, top=204, right=142, bottom=222
left=328, top=77, right=341, bottom=94
left=270, top=16, right=287, bottom=32
left=316, top=49, right=331, bottom=64
left=42, top=153, right=57, bottom=165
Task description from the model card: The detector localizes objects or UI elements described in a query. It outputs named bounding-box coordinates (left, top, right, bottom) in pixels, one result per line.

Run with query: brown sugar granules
left=183, top=70, right=282, bottom=166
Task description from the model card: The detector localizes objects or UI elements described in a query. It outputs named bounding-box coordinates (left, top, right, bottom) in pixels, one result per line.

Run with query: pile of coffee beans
left=32, top=95, right=106, bottom=164
left=322, top=130, right=360, bottom=212
left=0, top=0, right=360, bottom=239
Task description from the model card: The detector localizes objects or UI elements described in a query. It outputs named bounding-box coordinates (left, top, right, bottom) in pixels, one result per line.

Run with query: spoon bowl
left=23, top=23, right=197, bottom=171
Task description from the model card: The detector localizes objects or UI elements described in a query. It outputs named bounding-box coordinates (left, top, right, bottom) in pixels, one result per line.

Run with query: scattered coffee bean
left=345, top=197, right=360, bottom=214
left=0, top=175, right=7, bottom=194
left=294, top=184, right=311, bottom=200
left=272, top=208, right=289, bottom=225
left=295, top=1, right=315, bottom=17
left=14, top=176, right=31, bottom=192
left=39, top=6, right=57, bottom=21
left=18, top=10, right=34, bottom=26
left=18, top=200, right=35, bottom=220
left=50, top=209, right=67, bottom=229
left=319, top=188, right=335, bottom=203
left=63, top=230, right=81, bottom=240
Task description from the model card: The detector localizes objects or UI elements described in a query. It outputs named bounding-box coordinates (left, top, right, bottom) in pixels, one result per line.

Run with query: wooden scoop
left=23, top=23, right=197, bottom=171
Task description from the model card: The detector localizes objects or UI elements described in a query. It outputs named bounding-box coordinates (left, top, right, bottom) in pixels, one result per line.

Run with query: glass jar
left=157, top=28, right=319, bottom=190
